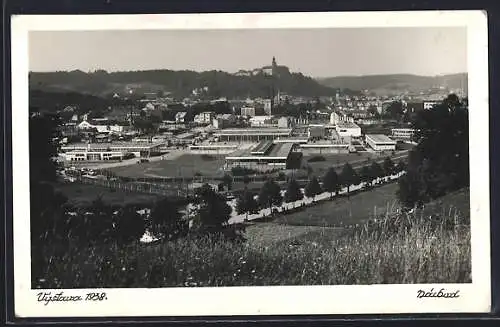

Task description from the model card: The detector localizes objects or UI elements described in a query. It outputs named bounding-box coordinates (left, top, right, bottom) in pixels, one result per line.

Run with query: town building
left=224, top=141, right=294, bottom=171
left=249, top=116, right=274, bottom=127
left=59, top=123, right=79, bottom=138
left=330, top=111, right=354, bottom=125
left=299, top=143, right=350, bottom=155
left=64, top=150, right=125, bottom=162
left=423, top=101, right=441, bottom=110
left=335, top=122, right=362, bottom=138
left=264, top=99, right=272, bottom=115
left=77, top=120, right=132, bottom=134
left=365, top=134, right=397, bottom=151
left=61, top=141, right=164, bottom=158
left=278, top=117, right=293, bottom=128
left=241, top=107, right=256, bottom=117
left=194, top=111, right=214, bottom=124
left=212, top=114, right=236, bottom=129
left=214, top=128, right=292, bottom=142
left=391, top=128, right=416, bottom=141
left=175, top=111, right=187, bottom=123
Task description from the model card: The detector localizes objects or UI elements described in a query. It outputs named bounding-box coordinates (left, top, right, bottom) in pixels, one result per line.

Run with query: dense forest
left=29, top=68, right=339, bottom=99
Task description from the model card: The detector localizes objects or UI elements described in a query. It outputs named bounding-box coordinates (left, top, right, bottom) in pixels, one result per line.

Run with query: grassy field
left=109, top=154, right=226, bottom=179
left=34, top=210, right=471, bottom=288
left=275, top=183, right=401, bottom=227
left=273, top=183, right=469, bottom=228
left=54, top=182, right=161, bottom=207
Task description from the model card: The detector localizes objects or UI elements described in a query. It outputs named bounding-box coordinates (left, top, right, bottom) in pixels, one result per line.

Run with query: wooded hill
left=29, top=68, right=340, bottom=99
left=316, top=73, right=468, bottom=95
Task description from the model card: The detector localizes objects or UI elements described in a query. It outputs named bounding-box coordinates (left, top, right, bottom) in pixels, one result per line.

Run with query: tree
left=305, top=164, right=314, bottom=178
left=29, top=113, right=69, bottom=248
left=114, top=205, right=147, bottom=243
left=383, top=157, right=395, bottom=178
left=133, top=118, right=155, bottom=134
left=359, top=165, right=373, bottom=189
left=398, top=94, right=469, bottom=208
left=305, top=176, right=323, bottom=201
left=322, top=167, right=341, bottom=198
left=367, top=105, right=380, bottom=118
left=284, top=178, right=304, bottom=205
left=385, top=101, right=405, bottom=120
left=195, top=183, right=232, bottom=230
left=222, top=173, right=233, bottom=191
left=29, top=113, right=61, bottom=183
left=340, top=163, right=359, bottom=197
left=150, top=198, right=187, bottom=240
left=370, top=161, right=384, bottom=184
left=242, top=175, right=251, bottom=187
left=258, top=179, right=283, bottom=214
left=396, top=160, right=406, bottom=173
left=236, top=189, right=258, bottom=221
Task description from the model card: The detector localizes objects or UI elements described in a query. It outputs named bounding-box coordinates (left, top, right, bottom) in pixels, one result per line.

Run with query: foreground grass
left=33, top=211, right=471, bottom=288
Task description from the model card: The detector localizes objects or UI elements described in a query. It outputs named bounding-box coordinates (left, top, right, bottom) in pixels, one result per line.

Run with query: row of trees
left=235, top=158, right=406, bottom=220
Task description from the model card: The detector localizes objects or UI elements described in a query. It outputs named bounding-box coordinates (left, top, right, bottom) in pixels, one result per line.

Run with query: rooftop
left=365, top=134, right=397, bottom=144
left=336, top=122, right=360, bottom=129
left=61, top=141, right=164, bottom=150
left=251, top=140, right=274, bottom=155
left=226, top=142, right=293, bottom=160
left=215, top=128, right=292, bottom=136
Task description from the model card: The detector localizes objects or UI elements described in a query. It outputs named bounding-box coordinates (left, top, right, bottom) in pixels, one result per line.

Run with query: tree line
left=235, top=158, right=405, bottom=220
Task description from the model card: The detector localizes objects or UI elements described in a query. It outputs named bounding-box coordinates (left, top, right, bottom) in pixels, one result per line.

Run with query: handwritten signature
left=37, top=292, right=107, bottom=305
left=417, top=288, right=460, bottom=299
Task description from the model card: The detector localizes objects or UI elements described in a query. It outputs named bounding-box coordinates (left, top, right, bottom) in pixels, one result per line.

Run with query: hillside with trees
left=29, top=68, right=339, bottom=99
left=316, top=73, right=468, bottom=95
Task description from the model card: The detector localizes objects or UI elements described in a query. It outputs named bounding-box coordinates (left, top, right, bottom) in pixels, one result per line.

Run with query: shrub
left=232, top=166, right=259, bottom=176
left=307, top=155, right=326, bottom=162
left=200, top=154, right=216, bottom=161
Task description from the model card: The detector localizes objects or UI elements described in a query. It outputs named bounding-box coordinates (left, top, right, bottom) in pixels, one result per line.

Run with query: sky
left=29, top=27, right=467, bottom=77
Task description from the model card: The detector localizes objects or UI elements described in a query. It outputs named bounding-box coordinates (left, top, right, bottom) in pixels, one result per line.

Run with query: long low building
left=365, top=134, right=397, bottom=151
left=188, top=144, right=239, bottom=154
left=214, top=128, right=292, bottom=142
left=225, top=141, right=294, bottom=171
left=61, top=141, right=164, bottom=158
left=64, top=150, right=126, bottom=162
left=299, top=143, right=350, bottom=154
left=391, top=128, right=416, bottom=141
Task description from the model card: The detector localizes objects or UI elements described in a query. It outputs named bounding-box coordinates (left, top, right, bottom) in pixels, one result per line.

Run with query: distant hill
left=316, top=73, right=468, bottom=95
left=29, top=68, right=339, bottom=99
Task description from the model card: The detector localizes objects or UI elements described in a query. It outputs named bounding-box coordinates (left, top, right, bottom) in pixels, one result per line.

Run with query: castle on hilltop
left=234, top=57, right=290, bottom=77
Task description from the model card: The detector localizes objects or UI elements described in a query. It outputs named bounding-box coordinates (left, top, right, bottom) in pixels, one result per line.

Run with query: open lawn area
left=108, top=154, right=226, bottom=178
left=275, top=183, right=401, bottom=227
left=244, top=186, right=470, bottom=248
left=273, top=183, right=470, bottom=228
left=54, top=182, right=161, bottom=207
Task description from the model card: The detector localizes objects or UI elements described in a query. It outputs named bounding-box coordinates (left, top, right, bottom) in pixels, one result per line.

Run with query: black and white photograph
left=11, top=11, right=490, bottom=317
